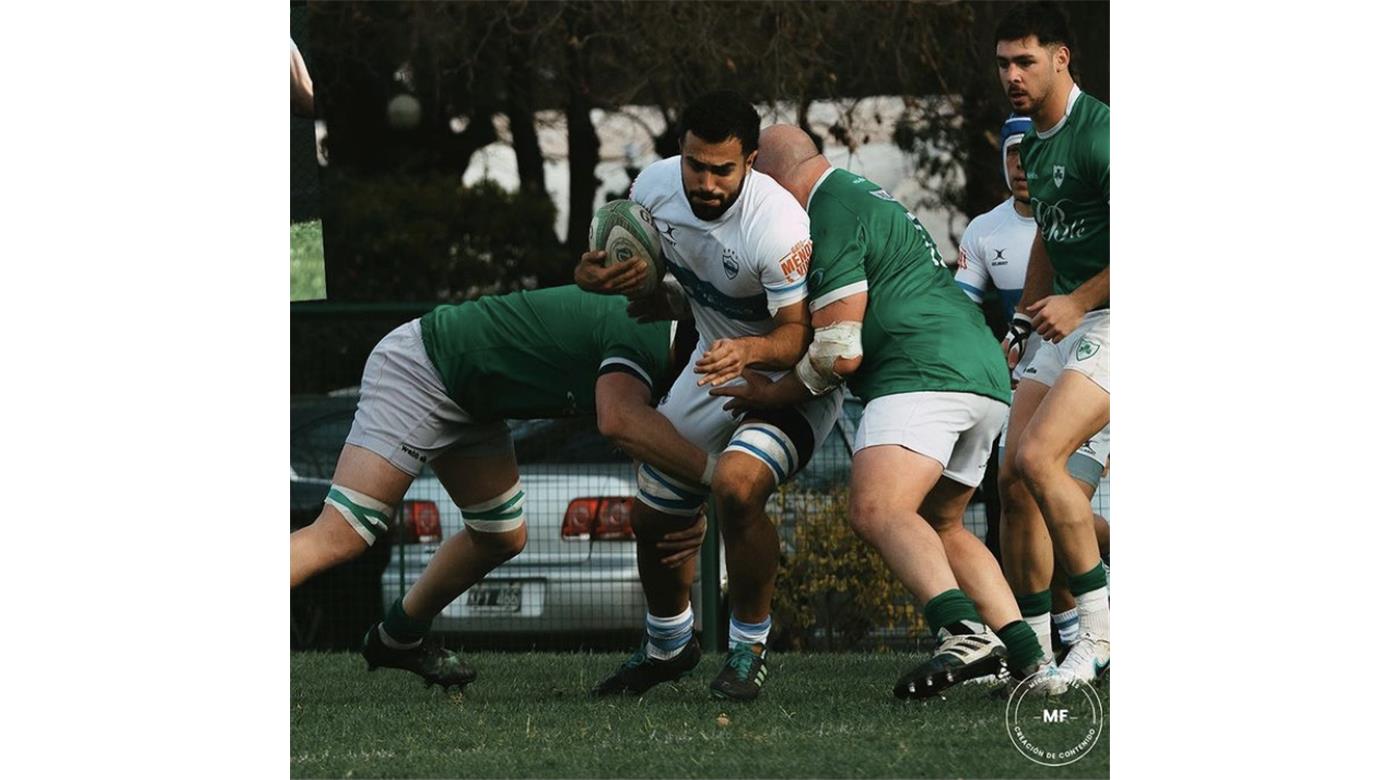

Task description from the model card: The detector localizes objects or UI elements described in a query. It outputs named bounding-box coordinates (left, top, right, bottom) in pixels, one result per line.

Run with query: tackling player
left=993, top=1, right=1111, bottom=684
left=713, top=124, right=1064, bottom=699
left=290, top=285, right=710, bottom=689
left=579, top=91, right=840, bottom=702
left=955, top=113, right=1110, bottom=664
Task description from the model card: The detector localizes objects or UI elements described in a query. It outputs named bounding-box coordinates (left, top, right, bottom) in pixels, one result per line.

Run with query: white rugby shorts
left=854, top=391, right=1009, bottom=487
left=1023, top=309, right=1110, bottom=393
left=636, top=347, right=842, bottom=515
left=345, top=319, right=513, bottom=476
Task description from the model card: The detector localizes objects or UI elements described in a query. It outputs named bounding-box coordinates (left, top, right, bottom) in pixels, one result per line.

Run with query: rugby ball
left=589, top=199, right=662, bottom=295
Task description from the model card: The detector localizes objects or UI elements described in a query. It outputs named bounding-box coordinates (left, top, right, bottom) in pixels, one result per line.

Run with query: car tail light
left=594, top=498, right=634, bottom=540
left=402, top=500, right=441, bottom=543
left=562, top=497, right=635, bottom=540
left=562, top=498, right=598, bottom=539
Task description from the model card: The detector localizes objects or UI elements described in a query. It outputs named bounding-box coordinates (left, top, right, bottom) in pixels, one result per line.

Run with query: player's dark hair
left=679, top=90, right=760, bottom=156
left=994, top=1, right=1076, bottom=52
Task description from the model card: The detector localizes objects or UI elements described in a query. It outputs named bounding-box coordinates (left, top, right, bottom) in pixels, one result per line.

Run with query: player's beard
left=687, top=172, right=746, bottom=221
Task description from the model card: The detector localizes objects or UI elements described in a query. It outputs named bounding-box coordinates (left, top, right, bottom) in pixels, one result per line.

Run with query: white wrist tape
left=795, top=321, right=862, bottom=396
left=701, top=453, right=717, bottom=486
left=1006, top=312, right=1034, bottom=363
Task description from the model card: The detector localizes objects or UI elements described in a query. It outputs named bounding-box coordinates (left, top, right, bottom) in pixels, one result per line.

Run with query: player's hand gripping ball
left=588, top=200, right=662, bottom=297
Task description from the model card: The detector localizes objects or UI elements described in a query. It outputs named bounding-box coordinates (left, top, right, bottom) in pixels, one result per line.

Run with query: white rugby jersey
left=955, top=197, right=1040, bottom=381
left=630, top=157, right=812, bottom=347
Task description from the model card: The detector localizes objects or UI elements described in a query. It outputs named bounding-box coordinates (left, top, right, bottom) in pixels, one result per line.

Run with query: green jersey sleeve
left=808, top=200, right=869, bottom=311
left=593, top=295, right=671, bottom=395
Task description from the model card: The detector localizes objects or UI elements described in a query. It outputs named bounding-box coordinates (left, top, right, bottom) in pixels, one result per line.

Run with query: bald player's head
left=754, top=124, right=828, bottom=206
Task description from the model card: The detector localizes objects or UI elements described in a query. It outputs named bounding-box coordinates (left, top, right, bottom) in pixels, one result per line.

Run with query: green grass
left=291, top=220, right=326, bottom=301
left=291, top=651, right=1108, bottom=778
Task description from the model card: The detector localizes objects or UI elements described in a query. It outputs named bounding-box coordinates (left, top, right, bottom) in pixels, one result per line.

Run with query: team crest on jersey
left=1053, top=165, right=1066, bottom=188
left=868, top=188, right=897, bottom=203
left=722, top=248, right=740, bottom=279
left=1075, top=337, right=1100, bottom=361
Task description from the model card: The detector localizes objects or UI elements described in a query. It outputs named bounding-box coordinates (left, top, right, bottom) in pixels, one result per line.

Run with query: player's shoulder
left=1073, top=92, right=1110, bottom=134
left=964, top=198, right=1014, bottom=236
left=1077, top=91, right=1110, bottom=118
left=737, top=169, right=809, bottom=247
left=741, top=169, right=809, bottom=223
left=630, top=156, right=681, bottom=205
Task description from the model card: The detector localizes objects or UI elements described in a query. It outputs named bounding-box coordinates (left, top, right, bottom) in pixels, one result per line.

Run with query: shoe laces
left=621, top=646, right=650, bottom=670
left=1060, top=634, right=1101, bottom=670
left=726, top=644, right=763, bottom=678
left=936, top=631, right=995, bottom=662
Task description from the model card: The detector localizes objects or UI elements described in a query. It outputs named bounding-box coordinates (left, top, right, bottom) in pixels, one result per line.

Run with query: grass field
left=291, top=651, right=1108, bottom=778
left=291, top=220, right=326, bottom=301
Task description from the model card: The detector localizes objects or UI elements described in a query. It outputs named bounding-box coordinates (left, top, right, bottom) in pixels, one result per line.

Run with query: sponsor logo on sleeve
left=779, top=240, right=813, bottom=282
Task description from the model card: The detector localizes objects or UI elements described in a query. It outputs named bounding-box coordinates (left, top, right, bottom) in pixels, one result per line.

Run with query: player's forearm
left=741, top=322, right=811, bottom=370
left=769, top=370, right=819, bottom=405
left=1019, top=236, right=1054, bottom=314
left=607, top=405, right=711, bottom=486
left=1068, top=266, right=1109, bottom=311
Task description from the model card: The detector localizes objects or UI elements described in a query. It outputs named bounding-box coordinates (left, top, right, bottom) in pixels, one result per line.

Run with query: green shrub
left=770, top=485, right=922, bottom=651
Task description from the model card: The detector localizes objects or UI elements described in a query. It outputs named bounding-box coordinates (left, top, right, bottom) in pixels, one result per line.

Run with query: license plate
left=464, top=582, right=522, bottom=612
left=444, top=580, right=542, bottom=617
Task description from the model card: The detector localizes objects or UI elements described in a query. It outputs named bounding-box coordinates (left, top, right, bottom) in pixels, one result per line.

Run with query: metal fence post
left=700, top=497, right=722, bottom=653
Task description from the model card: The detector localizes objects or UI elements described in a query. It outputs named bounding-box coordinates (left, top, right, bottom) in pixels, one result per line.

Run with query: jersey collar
left=806, top=165, right=837, bottom=212
left=1035, top=84, right=1082, bottom=141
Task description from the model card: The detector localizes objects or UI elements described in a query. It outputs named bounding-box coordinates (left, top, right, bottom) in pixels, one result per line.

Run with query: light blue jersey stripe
left=728, top=441, right=787, bottom=482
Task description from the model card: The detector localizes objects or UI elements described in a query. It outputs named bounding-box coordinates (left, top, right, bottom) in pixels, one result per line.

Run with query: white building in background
left=461, top=97, right=969, bottom=259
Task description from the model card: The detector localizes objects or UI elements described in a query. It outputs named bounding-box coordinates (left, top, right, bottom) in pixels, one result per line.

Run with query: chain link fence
left=291, top=305, right=1109, bottom=653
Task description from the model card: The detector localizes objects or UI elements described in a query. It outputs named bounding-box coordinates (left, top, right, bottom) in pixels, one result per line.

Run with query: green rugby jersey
left=806, top=168, right=1011, bottom=405
left=418, top=286, right=673, bottom=420
left=1019, top=86, right=1110, bottom=303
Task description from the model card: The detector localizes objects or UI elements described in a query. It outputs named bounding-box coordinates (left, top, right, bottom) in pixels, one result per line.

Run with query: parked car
left=291, top=392, right=392, bottom=650
left=292, top=386, right=1106, bottom=649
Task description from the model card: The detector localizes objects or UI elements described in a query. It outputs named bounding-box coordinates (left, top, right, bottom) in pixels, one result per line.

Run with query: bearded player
left=994, top=1, right=1111, bottom=684
left=955, top=113, right=1110, bottom=663
left=579, top=91, right=840, bottom=702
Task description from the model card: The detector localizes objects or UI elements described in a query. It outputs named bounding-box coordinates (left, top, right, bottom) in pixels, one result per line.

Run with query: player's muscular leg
left=401, top=450, right=525, bottom=619
left=1015, top=371, right=1110, bottom=576
left=998, top=380, right=1055, bottom=595
left=848, top=445, right=956, bottom=604
left=919, top=477, right=1020, bottom=630
left=710, top=452, right=781, bottom=623
left=1049, top=478, right=1102, bottom=613
left=631, top=501, right=703, bottom=617
left=291, top=443, right=415, bottom=588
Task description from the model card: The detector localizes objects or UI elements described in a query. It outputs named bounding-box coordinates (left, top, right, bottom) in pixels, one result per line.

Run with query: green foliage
left=770, top=486, right=923, bottom=651
left=291, top=650, right=1109, bottom=778
left=290, top=221, right=327, bottom=302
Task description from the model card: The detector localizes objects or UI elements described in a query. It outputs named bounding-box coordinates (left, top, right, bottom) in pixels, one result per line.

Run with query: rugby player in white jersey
left=577, top=91, right=840, bottom=702
left=955, top=114, right=1110, bottom=661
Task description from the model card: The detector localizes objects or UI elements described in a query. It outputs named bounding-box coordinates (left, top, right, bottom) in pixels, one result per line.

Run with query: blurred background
left=289, top=0, right=1110, bottom=653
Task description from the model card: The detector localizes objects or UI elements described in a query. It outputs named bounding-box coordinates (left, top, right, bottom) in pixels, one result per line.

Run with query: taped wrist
left=1006, top=312, right=1033, bottom=360
left=796, top=321, right=862, bottom=396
